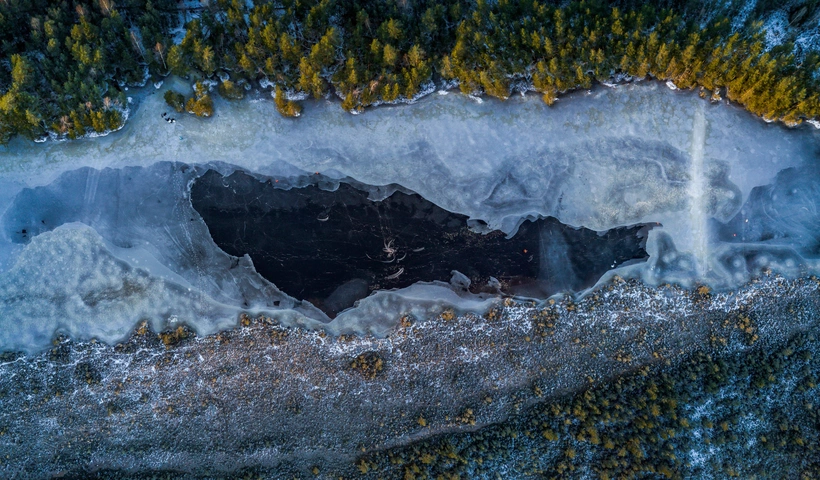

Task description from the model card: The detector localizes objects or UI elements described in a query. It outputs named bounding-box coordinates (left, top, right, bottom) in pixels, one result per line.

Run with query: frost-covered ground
left=0, top=78, right=818, bottom=352
left=0, top=274, right=816, bottom=478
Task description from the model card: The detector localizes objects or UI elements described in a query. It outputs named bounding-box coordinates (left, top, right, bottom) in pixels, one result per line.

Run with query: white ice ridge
left=0, top=79, right=818, bottom=352
left=689, top=103, right=709, bottom=277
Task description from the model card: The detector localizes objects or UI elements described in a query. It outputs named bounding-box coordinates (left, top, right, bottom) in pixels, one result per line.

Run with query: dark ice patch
left=191, top=170, right=651, bottom=317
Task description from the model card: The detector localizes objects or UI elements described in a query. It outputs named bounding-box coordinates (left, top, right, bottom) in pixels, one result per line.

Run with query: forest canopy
left=1, top=0, right=819, bottom=143
left=0, top=0, right=176, bottom=143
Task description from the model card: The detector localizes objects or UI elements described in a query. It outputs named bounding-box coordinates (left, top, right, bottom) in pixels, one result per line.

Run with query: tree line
left=2, top=0, right=819, bottom=142
left=0, top=0, right=176, bottom=143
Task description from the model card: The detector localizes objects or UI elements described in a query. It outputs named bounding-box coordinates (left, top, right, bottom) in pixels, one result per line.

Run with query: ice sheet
left=0, top=80, right=818, bottom=352
left=0, top=224, right=239, bottom=351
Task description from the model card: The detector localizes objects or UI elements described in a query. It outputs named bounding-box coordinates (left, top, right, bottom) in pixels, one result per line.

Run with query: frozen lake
left=0, top=80, right=818, bottom=352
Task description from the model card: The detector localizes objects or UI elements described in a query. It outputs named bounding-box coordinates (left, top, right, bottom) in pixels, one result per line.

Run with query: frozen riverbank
left=0, top=80, right=819, bottom=352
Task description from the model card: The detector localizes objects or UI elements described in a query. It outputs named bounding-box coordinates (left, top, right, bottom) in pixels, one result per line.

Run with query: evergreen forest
left=1, top=0, right=819, bottom=143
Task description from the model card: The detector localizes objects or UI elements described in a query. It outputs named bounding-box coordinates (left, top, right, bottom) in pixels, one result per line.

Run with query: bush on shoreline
left=164, top=90, right=186, bottom=113
left=185, top=82, right=214, bottom=117
left=274, top=86, right=303, bottom=117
